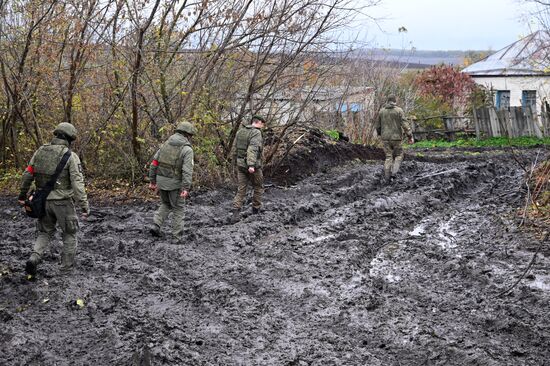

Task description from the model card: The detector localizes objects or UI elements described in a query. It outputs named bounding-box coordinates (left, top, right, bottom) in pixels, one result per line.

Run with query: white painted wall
left=472, top=76, right=550, bottom=114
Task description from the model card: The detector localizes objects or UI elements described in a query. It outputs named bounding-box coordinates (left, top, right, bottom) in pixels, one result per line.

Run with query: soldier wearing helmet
left=231, top=115, right=266, bottom=223
left=148, top=120, right=196, bottom=240
left=18, top=122, right=90, bottom=276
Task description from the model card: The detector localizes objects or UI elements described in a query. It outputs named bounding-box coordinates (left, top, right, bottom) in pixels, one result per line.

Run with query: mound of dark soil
left=264, top=127, right=383, bottom=185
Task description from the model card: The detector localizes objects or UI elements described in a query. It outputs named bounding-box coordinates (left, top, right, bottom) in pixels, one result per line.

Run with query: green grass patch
left=409, top=136, right=550, bottom=149
left=325, top=130, right=340, bottom=140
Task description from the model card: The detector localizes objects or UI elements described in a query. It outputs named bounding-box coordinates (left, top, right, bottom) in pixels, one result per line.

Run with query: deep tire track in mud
left=1, top=149, right=550, bottom=365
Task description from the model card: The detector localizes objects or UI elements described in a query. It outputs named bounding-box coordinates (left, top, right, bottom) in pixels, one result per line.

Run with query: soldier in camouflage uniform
left=18, top=122, right=90, bottom=276
left=231, top=115, right=266, bottom=223
left=375, top=95, right=414, bottom=184
left=148, top=121, right=195, bottom=240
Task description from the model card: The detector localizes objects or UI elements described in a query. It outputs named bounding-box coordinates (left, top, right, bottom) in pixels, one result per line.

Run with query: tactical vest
left=33, top=144, right=72, bottom=190
left=235, top=128, right=248, bottom=159
left=157, top=138, right=190, bottom=179
left=235, top=126, right=262, bottom=163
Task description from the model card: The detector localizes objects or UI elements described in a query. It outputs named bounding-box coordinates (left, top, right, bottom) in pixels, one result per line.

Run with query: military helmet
left=176, top=121, right=197, bottom=135
left=251, top=115, right=266, bottom=124
left=54, top=122, right=77, bottom=140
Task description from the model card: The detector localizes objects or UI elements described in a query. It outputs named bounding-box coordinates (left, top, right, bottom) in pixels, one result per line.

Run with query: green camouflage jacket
left=149, top=133, right=194, bottom=191
left=375, top=102, right=413, bottom=141
left=19, top=138, right=89, bottom=213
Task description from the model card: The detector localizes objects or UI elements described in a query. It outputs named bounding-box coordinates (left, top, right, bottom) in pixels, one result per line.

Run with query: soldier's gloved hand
left=180, top=190, right=189, bottom=199
left=248, top=167, right=255, bottom=174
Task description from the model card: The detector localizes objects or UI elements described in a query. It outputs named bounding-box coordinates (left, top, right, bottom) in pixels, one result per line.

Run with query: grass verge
left=409, top=136, right=550, bottom=149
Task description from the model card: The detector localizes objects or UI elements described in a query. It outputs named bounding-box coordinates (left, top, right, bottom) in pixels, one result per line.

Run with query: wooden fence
left=542, top=101, right=550, bottom=137
left=473, top=106, right=546, bottom=138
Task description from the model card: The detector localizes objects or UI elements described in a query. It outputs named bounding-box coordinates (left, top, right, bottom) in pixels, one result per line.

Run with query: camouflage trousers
left=382, top=140, right=404, bottom=179
left=153, top=189, right=186, bottom=238
left=233, top=167, right=264, bottom=210
left=30, top=199, right=79, bottom=269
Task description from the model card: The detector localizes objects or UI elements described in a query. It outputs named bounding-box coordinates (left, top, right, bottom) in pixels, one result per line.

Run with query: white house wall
left=472, top=76, right=550, bottom=114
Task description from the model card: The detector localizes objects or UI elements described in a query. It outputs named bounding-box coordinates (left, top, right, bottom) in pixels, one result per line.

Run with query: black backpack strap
left=43, top=149, right=72, bottom=191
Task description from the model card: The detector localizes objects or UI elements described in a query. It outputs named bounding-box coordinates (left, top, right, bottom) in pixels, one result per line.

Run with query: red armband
left=152, top=160, right=159, bottom=167
left=25, top=166, right=34, bottom=175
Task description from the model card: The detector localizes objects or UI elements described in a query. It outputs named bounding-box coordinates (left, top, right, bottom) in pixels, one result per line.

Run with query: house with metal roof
left=462, top=31, right=550, bottom=114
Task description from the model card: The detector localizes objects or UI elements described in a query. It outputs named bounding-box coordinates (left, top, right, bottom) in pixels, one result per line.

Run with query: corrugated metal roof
left=463, top=31, right=550, bottom=76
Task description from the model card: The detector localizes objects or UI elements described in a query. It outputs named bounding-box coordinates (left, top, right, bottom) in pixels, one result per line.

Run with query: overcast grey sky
left=352, top=0, right=536, bottom=50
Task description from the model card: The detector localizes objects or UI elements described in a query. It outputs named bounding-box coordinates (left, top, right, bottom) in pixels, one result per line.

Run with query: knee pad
left=64, top=217, right=79, bottom=235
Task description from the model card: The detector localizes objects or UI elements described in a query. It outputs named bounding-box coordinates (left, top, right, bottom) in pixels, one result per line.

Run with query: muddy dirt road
left=1, top=148, right=550, bottom=365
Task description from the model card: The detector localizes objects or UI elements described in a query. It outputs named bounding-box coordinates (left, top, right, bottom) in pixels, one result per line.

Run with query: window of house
left=522, top=90, right=537, bottom=110
left=339, top=103, right=362, bottom=112
left=495, top=90, right=510, bottom=109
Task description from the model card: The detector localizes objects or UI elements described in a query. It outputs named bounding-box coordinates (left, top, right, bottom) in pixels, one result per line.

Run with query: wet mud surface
left=1, top=148, right=550, bottom=365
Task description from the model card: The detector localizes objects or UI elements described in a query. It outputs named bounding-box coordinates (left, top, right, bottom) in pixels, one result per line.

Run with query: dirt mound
left=264, top=127, right=384, bottom=185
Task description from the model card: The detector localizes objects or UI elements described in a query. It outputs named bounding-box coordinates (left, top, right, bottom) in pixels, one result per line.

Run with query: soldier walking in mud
left=231, top=115, right=266, bottom=223
left=148, top=120, right=196, bottom=241
left=18, top=122, right=90, bottom=276
left=375, top=95, right=414, bottom=184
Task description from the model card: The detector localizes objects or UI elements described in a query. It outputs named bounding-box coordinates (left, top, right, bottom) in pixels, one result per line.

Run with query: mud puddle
left=1, top=148, right=549, bottom=365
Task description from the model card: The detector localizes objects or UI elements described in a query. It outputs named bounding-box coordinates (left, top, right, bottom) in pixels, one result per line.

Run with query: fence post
left=488, top=107, right=500, bottom=137
left=503, top=110, right=514, bottom=138
left=510, top=108, right=518, bottom=137
left=473, top=107, right=480, bottom=140
left=496, top=109, right=508, bottom=137
left=527, top=105, right=543, bottom=138
left=543, top=101, right=550, bottom=137
left=517, top=107, right=528, bottom=136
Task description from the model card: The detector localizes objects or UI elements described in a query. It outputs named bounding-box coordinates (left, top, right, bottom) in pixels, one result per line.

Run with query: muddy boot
left=170, top=236, right=184, bottom=245
left=149, top=224, right=163, bottom=238
left=231, top=209, right=240, bottom=223
left=25, top=259, right=37, bottom=277
left=379, top=169, right=390, bottom=185
left=61, top=252, right=75, bottom=273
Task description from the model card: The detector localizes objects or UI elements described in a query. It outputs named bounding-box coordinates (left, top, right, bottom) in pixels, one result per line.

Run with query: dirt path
left=1, top=148, right=549, bottom=365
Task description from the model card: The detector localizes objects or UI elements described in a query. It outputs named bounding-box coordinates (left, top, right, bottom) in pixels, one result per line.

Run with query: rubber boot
left=231, top=209, right=240, bottom=223
left=61, top=252, right=75, bottom=273
left=149, top=224, right=163, bottom=238
left=171, top=235, right=184, bottom=245
left=25, top=259, right=37, bottom=277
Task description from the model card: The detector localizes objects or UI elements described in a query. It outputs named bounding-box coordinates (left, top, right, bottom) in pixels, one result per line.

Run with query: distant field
left=353, top=48, right=487, bottom=67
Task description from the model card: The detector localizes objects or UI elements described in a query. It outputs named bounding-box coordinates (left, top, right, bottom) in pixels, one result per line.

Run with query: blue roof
left=463, top=31, right=550, bottom=76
